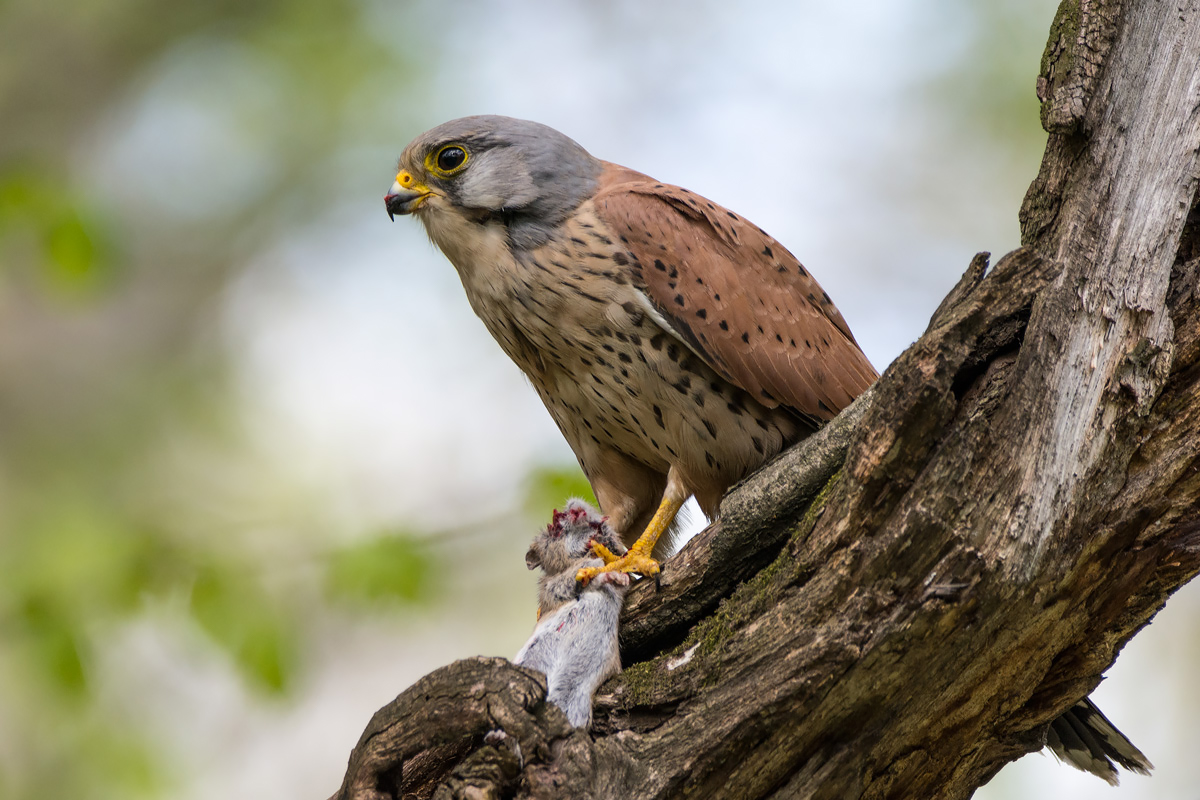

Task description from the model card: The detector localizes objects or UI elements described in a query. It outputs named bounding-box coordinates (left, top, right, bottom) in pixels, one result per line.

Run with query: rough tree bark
left=334, top=1, right=1200, bottom=797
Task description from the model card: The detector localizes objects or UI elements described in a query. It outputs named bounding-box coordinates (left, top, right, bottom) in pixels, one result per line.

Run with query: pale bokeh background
left=0, top=1, right=1195, bottom=798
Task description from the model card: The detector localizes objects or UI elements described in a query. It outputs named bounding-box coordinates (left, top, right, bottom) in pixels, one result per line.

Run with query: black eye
left=436, top=145, right=466, bottom=172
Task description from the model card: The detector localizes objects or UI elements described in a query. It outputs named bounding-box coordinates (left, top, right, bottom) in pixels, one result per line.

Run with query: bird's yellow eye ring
left=430, top=144, right=468, bottom=175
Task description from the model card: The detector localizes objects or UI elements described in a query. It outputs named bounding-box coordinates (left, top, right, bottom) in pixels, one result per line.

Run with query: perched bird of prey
left=385, top=115, right=877, bottom=582
left=385, top=115, right=1151, bottom=785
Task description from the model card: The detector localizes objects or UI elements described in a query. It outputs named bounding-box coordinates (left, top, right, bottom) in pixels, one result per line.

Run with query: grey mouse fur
left=514, top=499, right=630, bottom=728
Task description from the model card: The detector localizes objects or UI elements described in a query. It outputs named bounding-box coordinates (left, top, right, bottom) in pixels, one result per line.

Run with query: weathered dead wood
left=333, top=1, right=1200, bottom=797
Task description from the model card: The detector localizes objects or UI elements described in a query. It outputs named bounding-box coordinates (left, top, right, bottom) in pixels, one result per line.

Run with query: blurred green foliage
left=522, top=464, right=599, bottom=517
left=327, top=533, right=437, bottom=607
left=0, top=1, right=437, bottom=798
left=189, top=563, right=300, bottom=693
left=0, top=168, right=119, bottom=297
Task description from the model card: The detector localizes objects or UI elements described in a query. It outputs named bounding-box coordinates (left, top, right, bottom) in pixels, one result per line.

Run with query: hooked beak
left=385, top=170, right=432, bottom=220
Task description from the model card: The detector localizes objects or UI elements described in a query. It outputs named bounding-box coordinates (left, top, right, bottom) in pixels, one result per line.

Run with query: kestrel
left=384, top=116, right=1154, bottom=785
left=385, top=116, right=877, bottom=582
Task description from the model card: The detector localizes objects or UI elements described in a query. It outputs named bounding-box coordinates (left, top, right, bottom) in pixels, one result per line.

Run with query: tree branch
left=333, top=1, right=1200, bottom=797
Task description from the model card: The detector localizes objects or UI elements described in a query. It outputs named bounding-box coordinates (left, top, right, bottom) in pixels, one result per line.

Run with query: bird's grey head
left=386, top=115, right=601, bottom=251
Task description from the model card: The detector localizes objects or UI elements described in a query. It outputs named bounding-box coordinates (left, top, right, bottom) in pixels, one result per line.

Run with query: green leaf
left=188, top=565, right=298, bottom=694
left=326, top=533, right=434, bottom=605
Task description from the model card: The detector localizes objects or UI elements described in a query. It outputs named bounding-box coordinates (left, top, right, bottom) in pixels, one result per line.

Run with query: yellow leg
left=576, top=478, right=688, bottom=585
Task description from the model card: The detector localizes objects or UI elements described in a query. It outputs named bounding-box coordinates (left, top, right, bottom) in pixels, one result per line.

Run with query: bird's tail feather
left=1046, top=698, right=1152, bottom=786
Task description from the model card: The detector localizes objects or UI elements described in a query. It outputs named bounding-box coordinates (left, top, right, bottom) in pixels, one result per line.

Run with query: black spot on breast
left=674, top=294, right=685, bottom=306
left=726, top=401, right=743, bottom=416
left=650, top=334, right=665, bottom=350
left=719, top=320, right=729, bottom=330
left=696, top=309, right=707, bottom=319
left=777, top=265, right=787, bottom=273
left=727, top=211, right=738, bottom=220
left=752, top=436, right=764, bottom=454
left=653, top=405, right=665, bottom=428
left=741, top=332, right=750, bottom=343
left=570, top=237, right=586, bottom=246
left=654, top=259, right=667, bottom=272
left=714, top=293, right=721, bottom=302
left=618, top=352, right=632, bottom=363
left=667, top=343, right=680, bottom=361
left=703, top=418, right=717, bottom=437
left=672, top=376, right=691, bottom=393
left=612, top=252, right=629, bottom=266
left=693, top=390, right=706, bottom=407
left=762, top=246, right=773, bottom=258
left=797, top=265, right=808, bottom=276
left=705, top=452, right=716, bottom=468
left=775, top=333, right=783, bottom=343
left=602, top=343, right=615, bottom=352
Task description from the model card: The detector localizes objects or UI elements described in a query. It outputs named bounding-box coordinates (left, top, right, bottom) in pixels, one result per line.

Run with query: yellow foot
left=575, top=549, right=660, bottom=586
left=587, top=540, right=624, bottom=565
